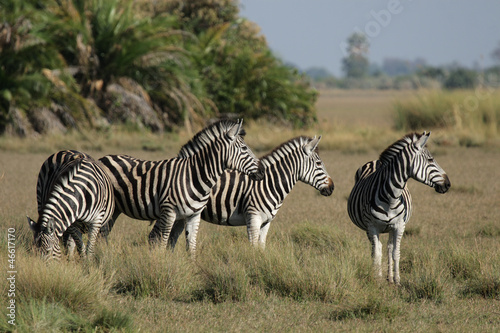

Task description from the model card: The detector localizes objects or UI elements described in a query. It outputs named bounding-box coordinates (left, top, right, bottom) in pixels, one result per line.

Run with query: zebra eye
left=428, top=158, right=434, bottom=163
left=240, top=145, right=248, bottom=152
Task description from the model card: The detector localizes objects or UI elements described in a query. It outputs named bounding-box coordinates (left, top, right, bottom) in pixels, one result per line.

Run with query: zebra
left=33, top=150, right=93, bottom=258
left=347, top=131, right=451, bottom=284
left=98, top=119, right=264, bottom=254
left=169, top=136, right=334, bottom=249
left=28, top=153, right=115, bottom=261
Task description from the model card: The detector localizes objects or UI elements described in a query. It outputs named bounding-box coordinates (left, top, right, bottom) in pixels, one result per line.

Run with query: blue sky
left=239, top=0, right=500, bottom=76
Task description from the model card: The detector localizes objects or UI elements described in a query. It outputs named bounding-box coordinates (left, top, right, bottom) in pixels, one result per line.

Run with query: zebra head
left=225, top=120, right=264, bottom=181
left=299, top=136, right=334, bottom=196
left=410, top=132, right=451, bottom=194
left=27, top=216, right=61, bottom=261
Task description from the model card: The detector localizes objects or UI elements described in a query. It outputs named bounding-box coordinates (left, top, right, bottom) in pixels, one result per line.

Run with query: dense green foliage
left=0, top=0, right=317, bottom=136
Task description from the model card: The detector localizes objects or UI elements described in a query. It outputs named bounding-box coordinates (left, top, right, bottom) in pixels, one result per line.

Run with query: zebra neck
left=262, top=157, right=298, bottom=202
left=189, top=147, right=226, bottom=192
left=378, top=159, right=410, bottom=202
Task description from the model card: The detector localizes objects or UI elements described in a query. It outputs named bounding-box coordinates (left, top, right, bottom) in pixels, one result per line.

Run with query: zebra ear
left=415, top=131, right=431, bottom=149
left=303, top=135, right=321, bottom=155
left=27, top=216, right=37, bottom=232
left=227, top=119, right=243, bottom=140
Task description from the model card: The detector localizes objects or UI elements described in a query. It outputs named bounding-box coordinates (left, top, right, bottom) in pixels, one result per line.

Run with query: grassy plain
left=1, top=89, right=499, bottom=332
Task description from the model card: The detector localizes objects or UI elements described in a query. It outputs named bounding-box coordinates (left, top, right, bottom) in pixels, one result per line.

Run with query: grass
left=1, top=89, right=499, bottom=331
left=394, top=89, right=500, bottom=147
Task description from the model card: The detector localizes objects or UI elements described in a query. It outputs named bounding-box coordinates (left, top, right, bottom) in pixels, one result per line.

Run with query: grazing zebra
left=98, top=119, right=264, bottom=254
left=28, top=154, right=115, bottom=261
left=173, top=136, right=334, bottom=249
left=347, top=132, right=451, bottom=284
left=34, top=150, right=93, bottom=257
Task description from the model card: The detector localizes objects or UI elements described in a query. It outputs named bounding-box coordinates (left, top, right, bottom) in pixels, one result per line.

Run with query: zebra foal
left=347, top=132, right=450, bottom=284
left=182, top=136, right=334, bottom=249
left=99, top=119, right=264, bottom=254
left=28, top=152, right=115, bottom=261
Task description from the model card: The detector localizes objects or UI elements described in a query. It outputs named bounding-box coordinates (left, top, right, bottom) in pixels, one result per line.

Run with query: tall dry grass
left=394, top=89, right=500, bottom=146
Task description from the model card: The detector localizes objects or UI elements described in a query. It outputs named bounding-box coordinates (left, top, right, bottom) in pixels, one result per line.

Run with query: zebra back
left=36, top=150, right=92, bottom=213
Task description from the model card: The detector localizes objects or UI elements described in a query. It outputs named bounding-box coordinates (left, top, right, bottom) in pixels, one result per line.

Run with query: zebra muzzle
left=249, top=164, right=265, bottom=181
left=434, top=174, right=451, bottom=194
left=320, top=178, right=334, bottom=196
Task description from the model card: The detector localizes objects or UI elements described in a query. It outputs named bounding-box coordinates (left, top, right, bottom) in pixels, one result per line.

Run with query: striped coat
left=28, top=154, right=114, bottom=260
left=347, top=132, right=450, bottom=284
left=192, top=136, right=334, bottom=248
left=99, top=120, right=263, bottom=254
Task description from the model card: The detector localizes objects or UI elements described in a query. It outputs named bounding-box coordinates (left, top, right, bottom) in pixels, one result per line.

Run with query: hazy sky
left=239, top=0, right=500, bottom=76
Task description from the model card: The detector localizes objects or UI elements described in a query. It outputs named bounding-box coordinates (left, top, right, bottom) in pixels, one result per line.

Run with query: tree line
left=308, top=33, right=500, bottom=91
left=0, top=0, right=318, bottom=136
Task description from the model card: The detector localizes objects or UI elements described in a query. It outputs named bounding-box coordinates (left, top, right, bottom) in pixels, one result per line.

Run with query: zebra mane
left=178, top=120, right=245, bottom=158
left=379, top=132, right=422, bottom=164
left=259, top=136, right=316, bottom=166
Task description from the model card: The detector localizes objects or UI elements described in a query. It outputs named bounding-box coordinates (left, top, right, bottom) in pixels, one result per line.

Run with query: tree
left=341, top=33, right=369, bottom=78
left=443, top=68, right=477, bottom=89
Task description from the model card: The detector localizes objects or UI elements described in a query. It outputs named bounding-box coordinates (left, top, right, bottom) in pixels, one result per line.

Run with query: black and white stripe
left=347, top=132, right=451, bottom=284
left=98, top=120, right=264, bottom=254
left=190, top=136, right=334, bottom=248
left=34, top=150, right=93, bottom=257
left=28, top=152, right=115, bottom=261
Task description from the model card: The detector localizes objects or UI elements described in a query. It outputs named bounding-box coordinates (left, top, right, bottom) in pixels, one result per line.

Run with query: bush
left=0, top=0, right=318, bottom=136
left=444, top=68, right=477, bottom=89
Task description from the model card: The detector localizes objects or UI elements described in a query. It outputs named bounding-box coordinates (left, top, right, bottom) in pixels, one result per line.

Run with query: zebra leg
left=85, top=220, right=103, bottom=259
left=99, top=211, right=121, bottom=243
left=72, top=228, right=86, bottom=258
left=258, top=221, right=271, bottom=249
left=367, top=229, right=383, bottom=280
left=64, top=226, right=86, bottom=259
left=149, top=208, right=176, bottom=249
left=185, top=214, right=202, bottom=255
left=168, top=219, right=185, bottom=249
left=391, top=227, right=405, bottom=285
left=246, top=214, right=262, bottom=247
left=387, top=232, right=395, bottom=283
left=62, top=230, right=75, bottom=259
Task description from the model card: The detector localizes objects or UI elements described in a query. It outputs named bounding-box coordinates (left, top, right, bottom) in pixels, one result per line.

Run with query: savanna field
left=1, top=89, right=499, bottom=332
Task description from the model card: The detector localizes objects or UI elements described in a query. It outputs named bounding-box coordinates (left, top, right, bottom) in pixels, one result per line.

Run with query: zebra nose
left=320, top=178, right=334, bottom=196
left=435, top=174, right=451, bottom=193
left=249, top=164, right=265, bottom=181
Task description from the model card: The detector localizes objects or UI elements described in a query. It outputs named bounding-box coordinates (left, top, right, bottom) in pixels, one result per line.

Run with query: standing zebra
left=28, top=154, right=115, bottom=261
left=99, top=119, right=264, bottom=254
left=180, top=136, right=334, bottom=249
left=34, top=150, right=93, bottom=257
left=347, top=132, right=450, bottom=284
